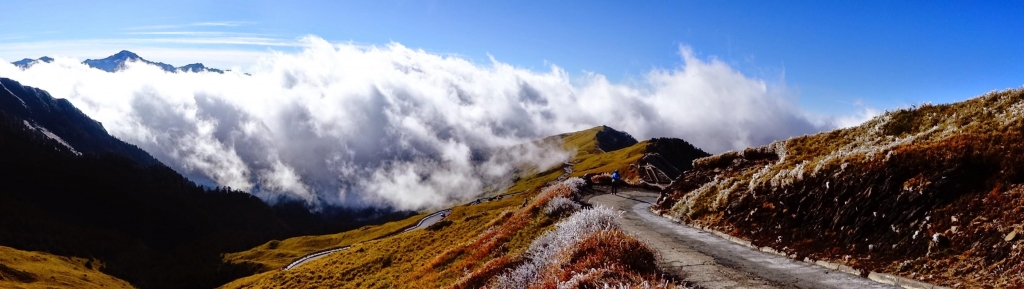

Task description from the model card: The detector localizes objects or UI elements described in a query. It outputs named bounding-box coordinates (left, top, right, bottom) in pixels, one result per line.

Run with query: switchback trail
left=587, top=187, right=898, bottom=289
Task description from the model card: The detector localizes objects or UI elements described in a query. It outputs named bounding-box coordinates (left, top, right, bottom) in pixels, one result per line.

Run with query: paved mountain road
left=587, top=188, right=898, bottom=289
left=283, top=209, right=451, bottom=270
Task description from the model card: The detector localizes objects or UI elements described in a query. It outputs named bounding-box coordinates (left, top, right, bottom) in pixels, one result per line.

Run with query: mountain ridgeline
left=12, top=50, right=225, bottom=73
left=0, top=77, right=158, bottom=165
left=0, top=77, right=413, bottom=288
left=551, top=125, right=710, bottom=187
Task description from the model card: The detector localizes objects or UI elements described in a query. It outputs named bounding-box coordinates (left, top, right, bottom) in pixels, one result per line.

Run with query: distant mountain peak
left=178, top=63, right=224, bottom=73
left=113, top=50, right=140, bottom=59
left=83, top=50, right=171, bottom=72
left=11, top=56, right=55, bottom=69
left=12, top=51, right=227, bottom=73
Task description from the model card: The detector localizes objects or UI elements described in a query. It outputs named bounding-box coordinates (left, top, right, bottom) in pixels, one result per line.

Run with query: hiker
left=611, top=169, right=621, bottom=195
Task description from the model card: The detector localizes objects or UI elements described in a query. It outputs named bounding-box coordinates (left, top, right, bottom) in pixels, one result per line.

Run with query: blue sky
left=1, top=0, right=1022, bottom=116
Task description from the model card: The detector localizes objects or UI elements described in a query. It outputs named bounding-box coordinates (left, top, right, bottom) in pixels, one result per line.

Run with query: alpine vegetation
left=656, top=88, right=1024, bottom=287
left=416, top=177, right=681, bottom=289
left=494, top=206, right=616, bottom=288
left=493, top=206, right=676, bottom=289
left=218, top=127, right=698, bottom=288
left=543, top=196, right=581, bottom=217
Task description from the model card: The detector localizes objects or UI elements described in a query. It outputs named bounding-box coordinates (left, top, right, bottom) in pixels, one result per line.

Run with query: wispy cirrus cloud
left=123, top=21, right=255, bottom=31
left=191, top=21, right=254, bottom=27
left=142, top=37, right=298, bottom=47
left=122, top=24, right=184, bottom=31
left=124, top=31, right=254, bottom=36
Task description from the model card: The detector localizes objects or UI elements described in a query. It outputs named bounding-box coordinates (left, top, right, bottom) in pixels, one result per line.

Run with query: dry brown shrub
left=591, top=174, right=612, bottom=184
left=550, top=229, right=660, bottom=285
left=417, top=180, right=582, bottom=287
left=449, top=255, right=523, bottom=289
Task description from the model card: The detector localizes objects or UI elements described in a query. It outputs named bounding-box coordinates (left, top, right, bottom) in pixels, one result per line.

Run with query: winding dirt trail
left=587, top=187, right=899, bottom=289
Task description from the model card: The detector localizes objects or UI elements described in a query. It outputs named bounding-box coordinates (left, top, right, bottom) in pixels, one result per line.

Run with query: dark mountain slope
left=655, top=88, right=1024, bottom=287
left=0, top=78, right=411, bottom=288
left=556, top=126, right=710, bottom=186
left=593, top=125, right=638, bottom=152
left=1, top=77, right=158, bottom=165
left=0, top=109, right=288, bottom=288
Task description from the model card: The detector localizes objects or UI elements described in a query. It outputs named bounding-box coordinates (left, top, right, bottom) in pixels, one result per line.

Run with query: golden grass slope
left=222, top=126, right=627, bottom=275
left=223, top=211, right=427, bottom=271
left=220, top=126, right=683, bottom=288
left=219, top=183, right=552, bottom=289
left=558, top=126, right=648, bottom=181
left=220, top=129, right=586, bottom=275
left=0, top=245, right=133, bottom=289
left=222, top=177, right=679, bottom=289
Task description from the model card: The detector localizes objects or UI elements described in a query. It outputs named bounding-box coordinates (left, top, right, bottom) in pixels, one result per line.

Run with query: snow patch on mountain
left=23, top=120, right=81, bottom=155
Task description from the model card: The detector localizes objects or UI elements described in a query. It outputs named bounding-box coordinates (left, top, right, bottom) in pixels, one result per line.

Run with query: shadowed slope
left=0, top=77, right=158, bottom=165
left=0, top=246, right=133, bottom=289
left=0, top=77, right=411, bottom=289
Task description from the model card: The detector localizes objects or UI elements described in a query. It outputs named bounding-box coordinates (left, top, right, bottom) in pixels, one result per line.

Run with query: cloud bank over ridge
left=0, top=36, right=842, bottom=210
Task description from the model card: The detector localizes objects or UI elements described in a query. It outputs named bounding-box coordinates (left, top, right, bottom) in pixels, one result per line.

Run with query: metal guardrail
left=401, top=209, right=451, bottom=233
left=282, top=246, right=350, bottom=270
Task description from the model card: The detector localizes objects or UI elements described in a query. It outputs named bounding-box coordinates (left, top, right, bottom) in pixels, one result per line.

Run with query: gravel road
left=587, top=187, right=898, bottom=289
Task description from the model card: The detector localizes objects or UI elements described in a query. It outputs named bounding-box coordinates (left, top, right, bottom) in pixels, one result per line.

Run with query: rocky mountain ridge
left=11, top=50, right=225, bottom=73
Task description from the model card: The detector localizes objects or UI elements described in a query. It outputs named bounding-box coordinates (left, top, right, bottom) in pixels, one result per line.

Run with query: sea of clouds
left=0, top=36, right=860, bottom=210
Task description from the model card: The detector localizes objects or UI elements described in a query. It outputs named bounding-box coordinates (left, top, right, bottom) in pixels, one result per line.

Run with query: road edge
left=650, top=208, right=951, bottom=289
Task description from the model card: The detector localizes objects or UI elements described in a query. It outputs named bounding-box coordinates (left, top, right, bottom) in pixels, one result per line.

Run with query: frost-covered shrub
left=531, top=177, right=587, bottom=211
left=493, top=206, right=621, bottom=289
left=544, top=196, right=582, bottom=217
left=692, top=151, right=741, bottom=170
left=561, top=177, right=586, bottom=192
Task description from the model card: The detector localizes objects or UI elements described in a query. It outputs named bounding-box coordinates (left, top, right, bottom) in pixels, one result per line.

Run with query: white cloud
left=835, top=100, right=882, bottom=128
left=0, top=36, right=850, bottom=210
